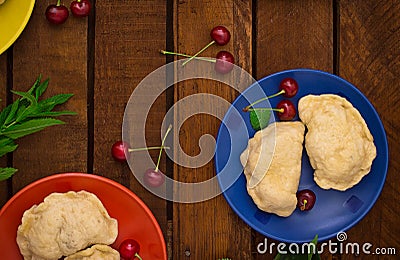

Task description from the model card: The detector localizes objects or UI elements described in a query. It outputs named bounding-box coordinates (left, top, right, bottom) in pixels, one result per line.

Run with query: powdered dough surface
left=16, top=191, right=118, bottom=260
left=298, top=94, right=376, bottom=191
left=240, top=121, right=305, bottom=217
left=65, top=244, right=120, bottom=260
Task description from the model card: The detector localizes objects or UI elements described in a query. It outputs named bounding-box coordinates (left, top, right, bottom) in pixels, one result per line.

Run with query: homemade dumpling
left=65, top=244, right=120, bottom=260
left=298, top=94, right=376, bottom=191
left=240, top=121, right=305, bottom=217
left=16, top=191, right=118, bottom=260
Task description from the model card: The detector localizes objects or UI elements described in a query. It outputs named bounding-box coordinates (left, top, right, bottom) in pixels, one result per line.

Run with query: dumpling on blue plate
left=298, top=94, right=376, bottom=191
left=240, top=121, right=305, bottom=217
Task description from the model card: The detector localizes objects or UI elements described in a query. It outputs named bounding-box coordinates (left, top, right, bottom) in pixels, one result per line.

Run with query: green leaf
left=38, top=94, right=74, bottom=112
left=4, top=99, right=20, bottom=126
left=250, top=109, right=271, bottom=131
left=1, top=118, right=65, bottom=139
left=0, top=104, right=12, bottom=128
left=0, top=167, right=17, bottom=181
left=308, top=235, right=319, bottom=260
left=27, top=75, right=42, bottom=96
left=0, top=137, right=18, bottom=157
left=11, top=90, right=37, bottom=106
left=28, top=110, right=77, bottom=117
left=35, top=78, right=49, bottom=100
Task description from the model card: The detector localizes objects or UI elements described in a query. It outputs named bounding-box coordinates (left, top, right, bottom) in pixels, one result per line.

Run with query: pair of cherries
left=243, top=78, right=299, bottom=121
left=112, top=125, right=172, bottom=188
left=46, top=0, right=91, bottom=25
left=162, top=25, right=235, bottom=74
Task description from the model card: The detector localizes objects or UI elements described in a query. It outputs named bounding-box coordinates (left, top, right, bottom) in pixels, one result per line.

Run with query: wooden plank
left=173, top=0, right=253, bottom=259
left=338, top=1, right=400, bottom=259
left=93, top=0, right=169, bottom=245
left=0, top=53, right=8, bottom=207
left=256, top=0, right=333, bottom=78
left=11, top=1, right=88, bottom=191
left=255, top=1, right=333, bottom=259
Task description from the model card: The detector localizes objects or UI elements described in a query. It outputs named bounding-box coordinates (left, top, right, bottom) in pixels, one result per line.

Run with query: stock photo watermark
left=257, top=232, right=397, bottom=256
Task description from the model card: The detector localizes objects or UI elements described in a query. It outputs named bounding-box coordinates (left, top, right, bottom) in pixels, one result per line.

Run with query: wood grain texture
left=93, top=0, right=168, bottom=243
left=339, top=1, right=400, bottom=259
left=255, top=1, right=333, bottom=259
left=10, top=1, right=88, bottom=192
left=173, top=0, right=252, bottom=259
left=0, top=53, right=8, bottom=207
left=256, top=0, right=333, bottom=79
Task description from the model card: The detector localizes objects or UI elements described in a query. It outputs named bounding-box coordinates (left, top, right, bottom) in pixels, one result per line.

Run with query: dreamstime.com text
left=257, top=232, right=397, bottom=256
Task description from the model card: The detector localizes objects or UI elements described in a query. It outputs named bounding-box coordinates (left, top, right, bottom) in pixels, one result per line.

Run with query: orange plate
left=0, top=173, right=167, bottom=259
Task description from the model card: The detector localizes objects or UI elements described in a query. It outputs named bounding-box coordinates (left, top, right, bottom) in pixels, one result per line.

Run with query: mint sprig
left=0, top=75, right=76, bottom=181
left=249, top=109, right=271, bottom=131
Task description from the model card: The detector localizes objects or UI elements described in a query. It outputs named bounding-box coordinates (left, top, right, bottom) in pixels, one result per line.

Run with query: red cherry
left=276, top=99, right=296, bottom=120
left=111, top=141, right=129, bottom=162
left=297, top=189, right=316, bottom=211
left=182, top=25, right=231, bottom=66
left=70, top=0, right=91, bottom=17
left=215, top=51, right=235, bottom=74
left=45, top=1, right=69, bottom=25
left=279, top=78, right=299, bottom=98
left=144, top=168, right=165, bottom=187
left=210, top=25, right=231, bottom=46
left=119, top=239, right=142, bottom=260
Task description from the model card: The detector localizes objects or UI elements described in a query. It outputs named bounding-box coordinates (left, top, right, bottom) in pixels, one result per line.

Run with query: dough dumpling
left=298, top=94, right=376, bottom=191
left=240, top=121, right=305, bottom=217
left=65, top=244, right=120, bottom=260
left=16, top=191, right=118, bottom=260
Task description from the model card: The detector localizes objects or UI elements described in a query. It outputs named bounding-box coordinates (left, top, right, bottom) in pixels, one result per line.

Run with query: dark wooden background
left=0, top=0, right=399, bottom=259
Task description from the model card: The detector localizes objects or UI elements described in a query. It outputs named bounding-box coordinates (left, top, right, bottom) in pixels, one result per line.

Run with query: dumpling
left=298, top=94, right=376, bottom=191
left=240, top=121, right=305, bottom=217
left=65, top=244, right=120, bottom=260
left=16, top=191, right=118, bottom=260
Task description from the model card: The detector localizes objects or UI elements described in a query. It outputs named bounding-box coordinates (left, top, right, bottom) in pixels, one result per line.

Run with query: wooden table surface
left=0, top=0, right=399, bottom=259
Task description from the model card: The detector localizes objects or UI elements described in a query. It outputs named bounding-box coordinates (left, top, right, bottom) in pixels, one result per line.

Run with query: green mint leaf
left=35, top=78, right=49, bottom=100
left=38, top=94, right=74, bottom=112
left=28, top=111, right=77, bottom=117
left=11, top=90, right=37, bottom=106
left=250, top=109, right=271, bottom=131
left=1, top=118, right=65, bottom=139
left=308, top=235, right=319, bottom=260
left=0, top=167, right=17, bottom=181
left=4, top=99, right=20, bottom=126
left=0, top=104, right=12, bottom=128
left=27, top=75, right=42, bottom=96
left=15, top=105, right=39, bottom=123
left=0, top=137, right=18, bottom=157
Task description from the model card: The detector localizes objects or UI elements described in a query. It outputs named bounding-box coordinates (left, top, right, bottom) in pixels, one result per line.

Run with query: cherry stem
left=242, top=90, right=286, bottom=112
left=247, top=108, right=284, bottom=113
left=56, top=0, right=61, bottom=6
left=135, top=253, right=143, bottom=260
left=155, top=124, right=172, bottom=172
left=128, top=146, right=170, bottom=152
left=182, top=40, right=215, bottom=66
left=301, top=199, right=307, bottom=211
left=160, top=50, right=215, bottom=62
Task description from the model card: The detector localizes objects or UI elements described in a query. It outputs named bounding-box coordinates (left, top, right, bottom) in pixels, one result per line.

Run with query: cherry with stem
left=242, top=78, right=299, bottom=112
left=160, top=50, right=235, bottom=74
left=45, top=0, right=69, bottom=25
left=247, top=99, right=296, bottom=121
left=296, top=189, right=316, bottom=211
left=143, top=124, right=172, bottom=187
left=111, top=140, right=169, bottom=163
left=70, top=0, right=91, bottom=17
left=181, top=25, right=231, bottom=66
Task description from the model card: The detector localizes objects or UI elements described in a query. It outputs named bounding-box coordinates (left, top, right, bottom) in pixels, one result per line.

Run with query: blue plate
left=215, top=69, right=388, bottom=243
